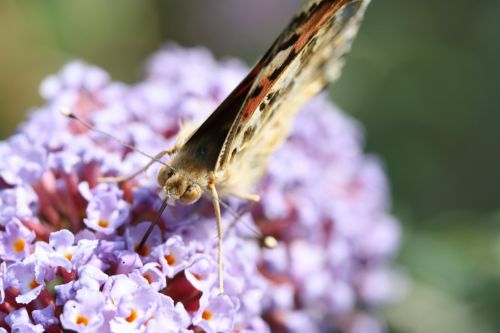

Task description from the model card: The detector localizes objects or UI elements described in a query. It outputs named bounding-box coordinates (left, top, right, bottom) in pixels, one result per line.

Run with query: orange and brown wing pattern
left=177, top=0, right=370, bottom=186
left=214, top=0, right=370, bottom=177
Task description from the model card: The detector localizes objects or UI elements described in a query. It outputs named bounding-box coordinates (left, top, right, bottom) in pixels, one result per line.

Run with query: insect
left=64, top=0, right=371, bottom=293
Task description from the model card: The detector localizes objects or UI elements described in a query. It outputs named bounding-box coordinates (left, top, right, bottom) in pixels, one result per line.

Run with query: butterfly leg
left=99, top=148, right=176, bottom=183
left=207, top=181, right=224, bottom=294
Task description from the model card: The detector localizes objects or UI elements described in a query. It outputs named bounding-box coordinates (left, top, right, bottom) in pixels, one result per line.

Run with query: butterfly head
left=157, top=165, right=203, bottom=205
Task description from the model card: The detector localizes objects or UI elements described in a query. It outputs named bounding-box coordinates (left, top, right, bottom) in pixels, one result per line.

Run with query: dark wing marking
left=173, top=64, right=262, bottom=171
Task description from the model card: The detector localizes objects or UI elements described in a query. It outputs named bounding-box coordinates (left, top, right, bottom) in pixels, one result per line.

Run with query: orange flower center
left=193, top=273, right=203, bottom=281
left=76, top=315, right=89, bottom=326
left=29, top=279, right=39, bottom=290
left=202, top=310, right=213, bottom=321
left=164, top=254, right=176, bottom=265
left=126, top=308, right=138, bottom=323
left=12, top=238, right=25, bottom=253
left=98, top=219, right=109, bottom=228
left=135, top=244, right=149, bottom=257
left=143, top=274, right=153, bottom=284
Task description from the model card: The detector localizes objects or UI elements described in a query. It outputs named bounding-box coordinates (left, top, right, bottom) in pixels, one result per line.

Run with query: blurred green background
left=1, top=1, right=499, bottom=332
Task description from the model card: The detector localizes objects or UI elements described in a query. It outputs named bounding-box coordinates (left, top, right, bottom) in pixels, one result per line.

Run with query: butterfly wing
left=213, top=0, right=370, bottom=189
left=174, top=0, right=369, bottom=191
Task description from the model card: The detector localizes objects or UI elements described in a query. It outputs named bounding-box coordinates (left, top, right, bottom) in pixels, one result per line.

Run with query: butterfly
left=64, top=0, right=371, bottom=293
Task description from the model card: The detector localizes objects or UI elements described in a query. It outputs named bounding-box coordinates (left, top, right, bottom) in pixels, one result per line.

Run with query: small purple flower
left=0, top=219, right=35, bottom=261
left=110, top=286, right=160, bottom=331
left=32, top=304, right=59, bottom=329
left=185, top=255, right=218, bottom=292
left=28, top=242, right=72, bottom=282
left=80, top=182, right=130, bottom=235
left=193, top=291, right=239, bottom=333
left=0, top=135, right=47, bottom=186
left=289, top=240, right=326, bottom=281
left=71, top=238, right=100, bottom=268
left=73, top=265, right=108, bottom=291
left=5, top=260, right=44, bottom=304
left=280, top=311, right=319, bottom=333
left=152, top=235, right=188, bottom=278
left=54, top=281, right=77, bottom=306
left=324, top=279, right=356, bottom=314
left=39, top=61, right=110, bottom=102
left=49, top=230, right=76, bottom=263
left=5, top=308, right=45, bottom=333
left=145, top=295, right=190, bottom=333
left=130, top=262, right=166, bottom=290
left=60, top=288, right=106, bottom=332
left=0, top=186, right=37, bottom=225
left=102, top=274, right=139, bottom=303
left=115, top=250, right=143, bottom=274
left=354, top=215, right=401, bottom=261
left=125, top=222, right=162, bottom=257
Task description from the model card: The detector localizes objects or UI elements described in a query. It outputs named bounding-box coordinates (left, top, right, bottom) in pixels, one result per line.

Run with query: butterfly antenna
left=137, top=196, right=169, bottom=253
left=223, top=201, right=278, bottom=249
left=211, top=194, right=239, bottom=219
left=224, top=201, right=261, bottom=237
left=59, top=107, right=171, bottom=169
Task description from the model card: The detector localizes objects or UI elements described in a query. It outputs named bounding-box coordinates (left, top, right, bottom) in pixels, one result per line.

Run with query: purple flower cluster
left=0, top=45, right=401, bottom=333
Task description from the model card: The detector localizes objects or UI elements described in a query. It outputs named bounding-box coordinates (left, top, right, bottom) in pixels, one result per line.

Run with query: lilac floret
left=185, top=255, right=218, bottom=292
left=54, top=281, right=77, bottom=306
left=125, top=222, right=162, bottom=257
left=115, top=250, right=143, bottom=274
left=32, top=304, right=59, bottom=329
left=60, top=288, right=106, bottom=332
left=73, top=265, right=108, bottom=291
left=0, top=219, right=35, bottom=261
left=0, top=186, right=37, bottom=226
left=5, top=260, right=44, bottom=304
left=102, top=274, right=139, bottom=304
left=80, top=182, right=130, bottom=235
left=145, top=295, right=191, bottom=333
left=110, top=285, right=161, bottom=330
left=69, top=238, right=99, bottom=268
left=152, top=235, right=188, bottom=278
left=39, top=61, right=110, bottom=100
left=130, top=262, right=166, bottom=290
left=193, top=291, right=240, bottom=333
left=0, top=135, right=47, bottom=186
left=5, top=308, right=45, bottom=333
left=29, top=242, right=72, bottom=281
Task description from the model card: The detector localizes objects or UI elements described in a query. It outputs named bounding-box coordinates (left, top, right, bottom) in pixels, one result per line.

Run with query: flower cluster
left=0, top=45, right=401, bottom=332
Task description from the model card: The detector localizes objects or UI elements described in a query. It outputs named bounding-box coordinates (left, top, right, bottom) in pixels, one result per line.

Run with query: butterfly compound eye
left=179, top=184, right=202, bottom=205
left=157, top=166, right=174, bottom=186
